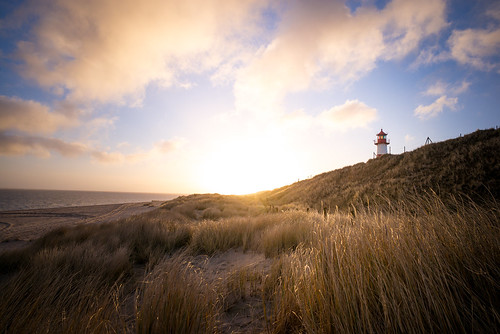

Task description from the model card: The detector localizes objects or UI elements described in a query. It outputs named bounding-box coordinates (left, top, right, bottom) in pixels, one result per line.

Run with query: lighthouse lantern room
left=374, top=129, right=390, bottom=158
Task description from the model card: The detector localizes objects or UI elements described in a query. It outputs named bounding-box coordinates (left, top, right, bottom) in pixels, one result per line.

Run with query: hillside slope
left=261, top=128, right=500, bottom=210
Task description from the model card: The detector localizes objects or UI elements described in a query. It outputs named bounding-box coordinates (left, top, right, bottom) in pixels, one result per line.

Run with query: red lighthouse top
left=375, top=129, right=389, bottom=145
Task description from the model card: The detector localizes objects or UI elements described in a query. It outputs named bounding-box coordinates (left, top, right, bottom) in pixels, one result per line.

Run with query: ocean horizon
left=0, top=189, right=180, bottom=211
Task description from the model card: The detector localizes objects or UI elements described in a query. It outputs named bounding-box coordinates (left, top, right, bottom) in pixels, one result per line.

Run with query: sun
left=198, top=135, right=300, bottom=195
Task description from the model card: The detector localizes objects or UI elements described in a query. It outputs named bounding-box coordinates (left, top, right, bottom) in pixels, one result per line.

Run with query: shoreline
left=0, top=188, right=180, bottom=212
left=0, top=201, right=165, bottom=252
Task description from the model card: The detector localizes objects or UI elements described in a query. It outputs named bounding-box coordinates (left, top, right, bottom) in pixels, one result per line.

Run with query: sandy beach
left=0, top=201, right=165, bottom=252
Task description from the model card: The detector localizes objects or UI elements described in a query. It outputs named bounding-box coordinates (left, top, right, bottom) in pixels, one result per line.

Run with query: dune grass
left=0, top=243, right=129, bottom=333
left=262, top=128, right=500, bottom=211
left=0, top=192, right=498, bottom=333
left=265, top=194, right=499, bottom=333
left=136, top=254, right=217, bottom=333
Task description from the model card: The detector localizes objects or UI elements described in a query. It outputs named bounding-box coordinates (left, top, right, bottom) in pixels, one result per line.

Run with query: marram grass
left=265, top=194, right=500, bottom=333
left=0, top=192, right=498, bottom=333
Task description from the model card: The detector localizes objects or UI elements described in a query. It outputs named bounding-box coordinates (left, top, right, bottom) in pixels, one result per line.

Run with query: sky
left=0, top=0, right=499, bottom=195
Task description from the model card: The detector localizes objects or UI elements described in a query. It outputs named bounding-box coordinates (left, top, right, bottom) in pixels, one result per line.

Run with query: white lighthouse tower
left=374, top=129, right=390, bottom=157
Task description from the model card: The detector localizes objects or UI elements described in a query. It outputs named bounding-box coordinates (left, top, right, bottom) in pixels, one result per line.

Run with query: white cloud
left=453, top=80, right=471, bottom=95
left=448, top=27, right=500, bottom=72
left=413, top=5, right=500, bottom=72
left=0, top=95, right=79, bottom=134
left=318, top=99, right=377, bottom=130
left=16, top=0, right=265, bottom=104
left=82, top=116, right=117, bottom=138
left=414, top=95, right=458, bottom=119
left=416, top=79, right=468, bottom=120
left=424, top=81, right=448, bottom=96
left=234, top=0, right=447, bottom=115
left=12, top=0, right=449, bottom=118
left=424, top=80, right=470, bottom=96
left=262, top=100, right=377, bottom=133
left=411, top=46, right=450, bottom=68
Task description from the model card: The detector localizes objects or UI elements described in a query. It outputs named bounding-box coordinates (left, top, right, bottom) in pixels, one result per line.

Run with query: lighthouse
left=374, top=129, right=390, bottom=157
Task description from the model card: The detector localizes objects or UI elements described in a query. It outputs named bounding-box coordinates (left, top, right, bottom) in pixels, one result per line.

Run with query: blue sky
left=0, top=0, right=499, bottom=194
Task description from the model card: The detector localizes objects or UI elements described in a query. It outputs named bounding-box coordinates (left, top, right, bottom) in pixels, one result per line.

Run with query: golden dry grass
left=265, top=194, right=499, bottom=333
left=261, top=128, right=500, bottom=211
left=0, top=190, right=498, bottom=333
left=136, top=254, right=217, bottom=333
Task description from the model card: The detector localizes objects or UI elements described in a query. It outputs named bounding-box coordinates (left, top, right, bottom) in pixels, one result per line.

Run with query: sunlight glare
left=198, top=134, right=301, bottom=195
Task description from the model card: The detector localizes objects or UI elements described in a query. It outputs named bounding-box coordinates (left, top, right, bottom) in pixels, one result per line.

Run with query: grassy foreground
left=0, top=192, right=499, bottom=333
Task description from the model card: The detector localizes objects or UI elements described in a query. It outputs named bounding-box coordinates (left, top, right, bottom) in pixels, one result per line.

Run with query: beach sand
left=0, top=201, right=164, bottom=252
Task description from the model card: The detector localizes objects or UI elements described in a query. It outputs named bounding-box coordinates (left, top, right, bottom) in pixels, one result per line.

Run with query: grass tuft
left=135, top=254, right=217, bottom=333
left=264, top=193, right=500, bottom=333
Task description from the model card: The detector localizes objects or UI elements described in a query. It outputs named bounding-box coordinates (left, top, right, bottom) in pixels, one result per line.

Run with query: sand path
left=188, top=250, right=273, bottom=333
left=0, top=201, right=164, bottom=252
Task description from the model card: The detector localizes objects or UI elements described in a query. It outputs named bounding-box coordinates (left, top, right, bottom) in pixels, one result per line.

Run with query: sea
left=0, top=189, right=180, bottom=211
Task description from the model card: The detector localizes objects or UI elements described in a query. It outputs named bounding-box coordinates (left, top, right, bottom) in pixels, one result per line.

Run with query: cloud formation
left=448, top=3, right=500, bottom=72
left=0, top=131, right=184, bottom=163
left=415, top=5, right=500, bottom=72
left=414, top=95, right=458, bottom=119
left=423, top=80, right=470, bottom=96
left=411, top=46, right=450, bottom=68
left=448, top=26, right=500, bottom=72
left=415, top=79, right=469, bottom=120
left=90, top=138, right=186, bottom=164
left=0, top=95, right=78, bottom=134
left=235, top=0, right=447, bottom=114
left=318, top=100, right=377, bottom=130
left=16, top=0, right=264, bottom=104
left=0, top=133, right=87, bottom=158
left=15, top=0, right=448, bottom=115
left=0, top=94, right=120, bottom=160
